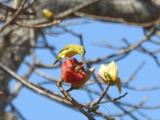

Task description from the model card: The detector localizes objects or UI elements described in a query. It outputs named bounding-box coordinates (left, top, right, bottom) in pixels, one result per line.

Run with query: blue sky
left=10, top=19, right=160, bottom=120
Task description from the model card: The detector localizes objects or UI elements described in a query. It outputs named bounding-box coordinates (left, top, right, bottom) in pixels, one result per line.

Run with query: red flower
left=61, top=58, right=88, bottom=88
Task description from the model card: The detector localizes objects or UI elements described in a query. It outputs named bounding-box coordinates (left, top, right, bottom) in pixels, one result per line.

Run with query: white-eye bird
left=53, top=44, right=85, bottom=65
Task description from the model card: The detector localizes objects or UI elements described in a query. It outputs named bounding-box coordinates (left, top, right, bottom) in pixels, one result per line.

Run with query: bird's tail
left=53, top=59, right=58, bottom=65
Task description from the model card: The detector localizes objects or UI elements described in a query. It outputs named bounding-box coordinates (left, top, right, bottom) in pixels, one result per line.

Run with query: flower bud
left=98, top=61, right=121, bottom=93
left=61, top=58, right=88, bottom=88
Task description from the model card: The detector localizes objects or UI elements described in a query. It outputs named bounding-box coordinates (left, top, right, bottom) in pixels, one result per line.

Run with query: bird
left=53, top=44, right=85, bottom=65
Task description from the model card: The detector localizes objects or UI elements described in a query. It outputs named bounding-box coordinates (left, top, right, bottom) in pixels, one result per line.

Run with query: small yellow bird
left=42, top=8, right=54, bottom=21
left=53, top=44, right=85, bottom=65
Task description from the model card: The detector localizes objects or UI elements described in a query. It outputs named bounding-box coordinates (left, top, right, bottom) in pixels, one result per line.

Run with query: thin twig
left=100, top=92, right=128, bottom=104
left=0, top=0, right=27, bottom=32
left=56, top=81, right=96, bottom=120
left=90, top=84, right=110, bottom=107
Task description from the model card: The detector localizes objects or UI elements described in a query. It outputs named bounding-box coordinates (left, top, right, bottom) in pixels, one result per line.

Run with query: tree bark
left=52, top=0, right=160, bottom=26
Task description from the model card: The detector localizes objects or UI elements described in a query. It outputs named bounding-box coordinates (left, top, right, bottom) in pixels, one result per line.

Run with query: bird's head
left=79, top=46, right=86, bottom=56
